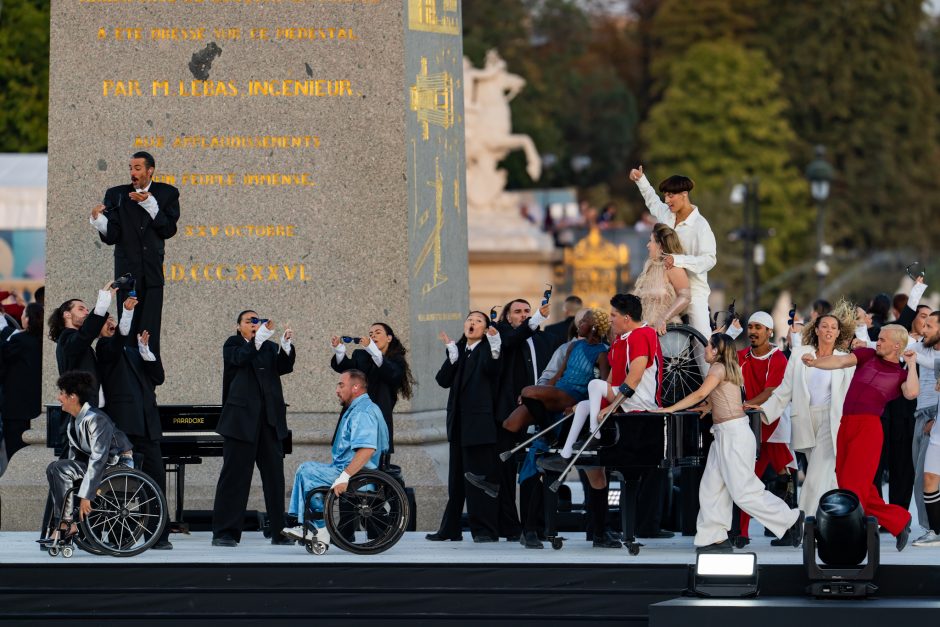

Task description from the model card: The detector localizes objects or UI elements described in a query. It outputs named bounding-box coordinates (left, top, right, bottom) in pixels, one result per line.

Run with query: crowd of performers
left=32, top=152, right=940, bottom=554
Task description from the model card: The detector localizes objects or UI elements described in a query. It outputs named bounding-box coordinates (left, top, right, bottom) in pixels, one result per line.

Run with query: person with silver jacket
left=44, top=370, right=133, bottom=542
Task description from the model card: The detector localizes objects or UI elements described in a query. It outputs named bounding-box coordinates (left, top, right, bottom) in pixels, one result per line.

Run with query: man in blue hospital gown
left=282, top=369, right=389, bottom=544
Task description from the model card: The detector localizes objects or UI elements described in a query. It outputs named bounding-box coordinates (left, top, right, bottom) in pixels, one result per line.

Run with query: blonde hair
left=801, top=298, right=858, bottom=351
left=590, top=308, right=611, bottom=340
left=652, top=223, right=684, bottom=256
left=709, top=333, right=743, bottom=387
left=879, top=324, right=909, bottom=350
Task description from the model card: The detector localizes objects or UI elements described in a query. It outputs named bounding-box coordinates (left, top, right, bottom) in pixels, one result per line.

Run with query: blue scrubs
left=288, top=393, right=390, bottom=524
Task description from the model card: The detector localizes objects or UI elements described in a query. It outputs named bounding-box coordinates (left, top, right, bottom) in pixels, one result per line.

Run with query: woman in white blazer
left=747, top=304, right=857, bottom=517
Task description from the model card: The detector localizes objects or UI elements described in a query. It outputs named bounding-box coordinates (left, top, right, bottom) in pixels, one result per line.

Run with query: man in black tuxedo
left=90, top=151, right=180, bottom=356
left=543, top=295, right=582, bottom=352
left=426, top=312, right=503, bottom=542
left=96, top=297, right=171, bottom=549
left=492, top=298, right=554, bottom=539
left=212, top=310, right=296, bottom=547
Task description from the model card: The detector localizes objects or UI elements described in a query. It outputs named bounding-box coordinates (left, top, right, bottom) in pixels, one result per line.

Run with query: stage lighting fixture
left=803, top=489, right=879, bottom=598
left=692, top=552, right=759, bottom=598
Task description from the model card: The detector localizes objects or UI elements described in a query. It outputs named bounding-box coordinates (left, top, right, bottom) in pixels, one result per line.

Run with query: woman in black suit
left=426, top=312, right=503, bottom=542
left=330, top=322, right=415, bottom=452
left=1, top=302, right=43, bottom=459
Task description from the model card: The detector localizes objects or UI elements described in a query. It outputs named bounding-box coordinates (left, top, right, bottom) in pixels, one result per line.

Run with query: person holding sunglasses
left=211, top=310, right=296, bottom=547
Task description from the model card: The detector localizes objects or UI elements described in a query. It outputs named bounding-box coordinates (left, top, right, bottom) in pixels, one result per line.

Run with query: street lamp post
left=730, top=178, right=761, bottom=314
left=806, top=145, right=834, bottom=300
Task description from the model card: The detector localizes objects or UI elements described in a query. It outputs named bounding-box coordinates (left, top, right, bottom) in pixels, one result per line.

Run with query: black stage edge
left=2, top=562, right=940, bottom=625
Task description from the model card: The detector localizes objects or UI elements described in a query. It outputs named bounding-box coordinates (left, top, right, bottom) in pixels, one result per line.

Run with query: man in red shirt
left=803, top=324, right=920, bottom=550
left=736, top=312, right=794, bottom=544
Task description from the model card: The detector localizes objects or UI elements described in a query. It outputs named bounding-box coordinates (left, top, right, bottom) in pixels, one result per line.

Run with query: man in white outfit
left=628, top=166, right=716, bottom=372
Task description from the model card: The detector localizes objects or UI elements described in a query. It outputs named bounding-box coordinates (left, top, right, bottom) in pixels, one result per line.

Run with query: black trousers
left=2, top=418, right=31, bottom=461
left=117, top=284, right=163, bottom=356
left=436, top=437, right=499, bottom=539
left=875, top=397, right=916, bottom=510
left=128, top=435, right=169, bottom=541
left=496, top=427, right=522, bottom=538
left=212, top=418, right=285, bottom=541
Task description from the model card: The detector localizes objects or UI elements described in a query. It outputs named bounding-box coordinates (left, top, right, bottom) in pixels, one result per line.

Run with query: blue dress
left=553, top=340, right=609, bottom=402
left=288, top=393, right=390, bottom=524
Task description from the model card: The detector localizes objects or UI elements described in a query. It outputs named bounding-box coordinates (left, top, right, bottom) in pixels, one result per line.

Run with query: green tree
left=755, top=0, right=940, bottom=257
left=0, top=0, right=50, bottom=152
left=640, top=40, right=810, bottom=301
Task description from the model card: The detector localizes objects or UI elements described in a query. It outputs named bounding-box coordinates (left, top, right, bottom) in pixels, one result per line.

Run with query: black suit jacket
left=99, top=182, right=180, bottom=288
left=96, top=336, right=165, bottom=439
left=218, top=334, right=296, bottom=443
left=0, top=331, right=42, bottom=421
left=55, top=313, right=108, bottom=404
left=436, top=338, right=502, bottom=447
left=493, top=320, right=553, bottom=421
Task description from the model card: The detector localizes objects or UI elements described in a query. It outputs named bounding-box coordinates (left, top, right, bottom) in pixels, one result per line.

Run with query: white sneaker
left=912, top=530, right=940, bottom=547
left=281, top=526, right=307, bottom=541
left=313, top=527, right=331, bottom=546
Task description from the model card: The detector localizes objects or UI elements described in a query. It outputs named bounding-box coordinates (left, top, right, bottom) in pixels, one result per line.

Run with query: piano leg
left=542, top=473, right=563, bottom=550
left=679, top=466, right=702, bottom=536
left=175, top=463, right=186, bottom=530
left=614, top=472, right=641, bottom=555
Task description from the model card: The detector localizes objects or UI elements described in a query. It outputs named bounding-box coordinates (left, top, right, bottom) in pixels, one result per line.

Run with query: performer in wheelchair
left=43, top=370, right=134, bottom=544
left=282, top=370, right=390, bottom=547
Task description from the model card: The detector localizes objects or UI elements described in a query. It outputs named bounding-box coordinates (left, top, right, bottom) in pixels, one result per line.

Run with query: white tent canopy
left=0, top=154, right=47, bottom=229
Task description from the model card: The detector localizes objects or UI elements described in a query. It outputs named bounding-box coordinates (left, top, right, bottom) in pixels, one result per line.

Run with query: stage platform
left=1, top=531, right=938, bottom=625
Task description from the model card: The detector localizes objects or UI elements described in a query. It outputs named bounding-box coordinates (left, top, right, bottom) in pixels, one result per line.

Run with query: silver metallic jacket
left=68, top=403, right=133, bottom=500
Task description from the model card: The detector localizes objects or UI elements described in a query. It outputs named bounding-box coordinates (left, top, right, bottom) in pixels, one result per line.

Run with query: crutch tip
left=499, top=452, right=512, bottom=462
left=549, top=480, right=562, bottom=493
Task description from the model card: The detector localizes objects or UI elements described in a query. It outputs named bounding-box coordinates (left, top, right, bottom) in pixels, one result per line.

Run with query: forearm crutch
left=548, top=392, right=627, bottom=492
left=499, top=410, right=576, bottom=462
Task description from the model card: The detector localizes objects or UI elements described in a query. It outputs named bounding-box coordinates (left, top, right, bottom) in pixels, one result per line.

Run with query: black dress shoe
left=152, top=540, right=174, bottom=550
left=592, top=530, right=622, bottom=549
left=505, top=534, right=521, bottom=542
left=271, top=535, right=295, bottom=546
left=520, top=530, right=544, bottom=549
left=637, top=530, right=675, bottom=539
left=472, top=535, right=498, bottom=543
left=212, top=536, right=238, bottom=547
left=897, top=520, right=912, bottom=552
left=537, top=454, right=571, bottom=474
left=733, top=535, right=751, bottom=548
left=696, top=539, right=733, bottom=554
left=425, top=532, right=462, bottom=541
left=464, top=472, right=500, bottom=498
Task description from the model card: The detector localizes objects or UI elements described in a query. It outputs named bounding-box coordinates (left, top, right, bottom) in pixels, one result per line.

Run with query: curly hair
left=590, top=307, right=611, bottom=341
left=801, top=298, right=857, bottom=351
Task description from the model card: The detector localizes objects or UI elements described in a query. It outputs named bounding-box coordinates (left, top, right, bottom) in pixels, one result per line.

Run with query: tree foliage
left=640, top=40, right=811, bottom=295
left=0, top=0, right=50, bottom=152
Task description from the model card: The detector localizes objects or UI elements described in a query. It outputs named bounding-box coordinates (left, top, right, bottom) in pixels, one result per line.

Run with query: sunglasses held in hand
left=341, top=336, right=361, bottom=344
left=906, top=262, right=925, bottom=281
left=542, top=283, right=553, bottom=306
left=249, top=317, right=269, bottom=325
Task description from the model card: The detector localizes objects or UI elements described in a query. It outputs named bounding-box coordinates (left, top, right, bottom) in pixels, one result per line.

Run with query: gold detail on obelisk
left=407, top=0, right=460, bottom=36
left=410, top=57, right=454, bottom=141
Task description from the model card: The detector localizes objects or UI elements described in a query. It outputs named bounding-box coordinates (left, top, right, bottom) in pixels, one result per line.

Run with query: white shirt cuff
left=528, top=310, right=548, bottom=330
left=909, top=281, right=928, bottom=310
left=0, top=315, right=7, bottom=332
left=93, top=290, right=111, bottom=317
left=790, top=331, right=802, bottom=348
left=364, top=340, right=383, bottom=366
left=90, top=213, right=109, bottom=235
left=486, top=331, right=502, bottom=357
left=137, top=194, right=159, bottom=220
left=446, top=341, right=458, bottom=364
left=726, top=324, right=743, bottom=340
left=855, top=325, right=869, bottom=342
left=280, top=334, right=293, bottom=354
left=254, top=325, right=274, bottom=348
left=333, top=343, right=346, bottom=360
left=138, top=340, right=156, bottom=361
left=118, top=308, right=134, bottom=336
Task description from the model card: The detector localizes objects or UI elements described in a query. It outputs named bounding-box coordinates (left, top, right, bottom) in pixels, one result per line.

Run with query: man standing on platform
left=212, top=311, right=296, bottom=547
left=803, top=324, right=919, bottom=550
left=90, top=151, right=180, bottom=356
left=628, top=165, right=716, bottom=373
left=736, top=311, right=795, bottom=546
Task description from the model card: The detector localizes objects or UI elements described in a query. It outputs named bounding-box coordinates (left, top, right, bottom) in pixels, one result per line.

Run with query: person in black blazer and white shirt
left=90, top=151, right=180, bottom=356
left=426, top=312, right=503, bottom=542
left=96, top=297, right=171, bottom=548
left=212, top=310, right=296, bottom=547
left=0, top=302, right=43, bottom=460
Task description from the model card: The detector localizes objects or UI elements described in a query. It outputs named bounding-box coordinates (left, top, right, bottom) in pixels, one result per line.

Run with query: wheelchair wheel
left=324, top=469, right=409, bottom=555
left=79, top=467, right=168, bottom=557
left=660, top=324, right=708, bottom=408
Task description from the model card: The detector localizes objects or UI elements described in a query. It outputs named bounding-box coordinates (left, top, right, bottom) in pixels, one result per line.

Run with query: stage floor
left=2, top=530, right=938, bottom=565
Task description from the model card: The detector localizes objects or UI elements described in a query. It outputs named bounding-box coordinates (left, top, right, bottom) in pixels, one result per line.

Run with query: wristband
left=618, top=383, right=635, bottom=398
left=331, top=471, right=351, bottom=488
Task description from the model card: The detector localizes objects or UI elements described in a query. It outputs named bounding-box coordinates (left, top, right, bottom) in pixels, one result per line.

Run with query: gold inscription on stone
left=103, top=80, right=143, bottom=97
left=163, top=264, right=309, bottom=283
left=246, top=79, right=354, bottom=97
left=417, top=312, right=462, bottom=322
left=407, top=0, right=460, bottom=36
left=410, top=57, right=453, bottom=141
left=133, top=136, right=320, bottom=149
left=183, top=225, right=297, bottom=237
left=151, top=173, right=315, bottom=187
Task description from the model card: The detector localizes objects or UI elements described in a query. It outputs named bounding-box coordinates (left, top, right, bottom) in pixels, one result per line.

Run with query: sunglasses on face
left=248, top=317, right=269, bottom=325
left=341, top=336, right=361, bottom=344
